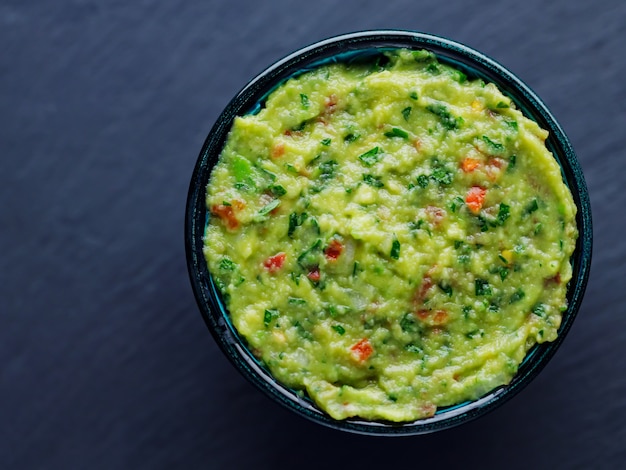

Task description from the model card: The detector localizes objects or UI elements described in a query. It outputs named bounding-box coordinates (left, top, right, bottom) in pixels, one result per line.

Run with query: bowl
left=185, top=30, right=592, bottom=435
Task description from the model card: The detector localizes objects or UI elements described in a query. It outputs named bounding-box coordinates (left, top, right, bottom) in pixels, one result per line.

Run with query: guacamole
left=203, top=49, right=578, bottom=422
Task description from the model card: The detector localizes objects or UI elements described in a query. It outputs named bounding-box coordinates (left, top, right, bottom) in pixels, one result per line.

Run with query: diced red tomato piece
left=211, top=204, right=239, bottom=230
left=263, top=252, right=286, bottom=272
left=324, top=239, right=343, bottom=260
left=415, top=275, right=434, bottom=302
left=307, top=266, right=321, bottom=282
left=415, top=309, right=449, bottom=326
left=350, top=338, right=373, bottom=362
left=271, top=142, right=285, bottom=158
left=461, top=157, right=480, bottom=173
left=466, top=186, right=487, bottom=214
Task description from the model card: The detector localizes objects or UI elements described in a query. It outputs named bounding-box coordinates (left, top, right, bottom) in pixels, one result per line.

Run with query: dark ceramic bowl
left=185, top=30, right=592, bottom=435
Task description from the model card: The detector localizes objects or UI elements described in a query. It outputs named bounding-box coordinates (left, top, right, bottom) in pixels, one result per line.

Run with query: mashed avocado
left=203, top=49, right=578, bottom=422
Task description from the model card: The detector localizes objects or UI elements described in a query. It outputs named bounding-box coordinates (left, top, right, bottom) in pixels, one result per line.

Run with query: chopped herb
left=400, top=313, right=417, bottom=333
left=462, top=306, right=472, bottom=319
left=219, top=258, right=236, bottom=271
left=498, top=254, right=508, bottom=264
left=409, top=91, right=418, bottom=100
left=300, top=93, right=309, bottom=109
left=269, top=184, right=287, bottom=197
left=416, top=174, right=430, bottom=188
left=257, top=199, right=280, bottom=216
left=352, top=261, right=359, bottom=277
left=426, top=63, right=440, bottom=74
left=510, top=289, right=525, bottom=303
left=234, top=182, right=252, bottom=191
left=477, top=215, right=489, bottom=232
left=285, top=163, right=299, bottom=174
left=506, top=120, right=519, bottom=131
left=431, top=165, right=453, bottom=185
left=288, top=297, right=307, bottom=305
left=310, top=217, right=321, bottom=234
left=221, top=201, right=231, bottom=206
left=488, top=302, right=500, bottom=313
left=534, top=223, right=543, bottom=235
left=475, top=279, right=492, bottom=296
left=358, top=147, right=382, bottom=166
left=532, top=304, right=546, bottom=317
left=363, top=174, right=384, bottom=188
left=319, top=160, right=338, bottom=181
left=289, top=272, right=300, bottom=285
left=499, top=267, right=509, bottom=281
left=412, top=50, right=435, bottom=62
left=458, top=254, right=470, bottom=264
left=405, top=343, right=422, bottom=354
left=497, top=203, right=510, bottom=225
left=332, top=325, right=345, bottom=335
left=426, top=104, right=460, bottom=130
left=508, top=155, right=517, bottom=171
left=496, top=101, right=509, bottom=108
left=559, top=239, right=564, bottom=250
left=344, top=132, right=360, bottom=142
left=402, top=106, right=412, bottom=121
left=454, top=240, right=464, bottom=249
left=291, top=120, right=307, bottom=132
left=264, top=309, right=278, bottom=327
left=438, top=282, right=453, bottom=297
left=320, top=138, right=332, bottom=146
left=288, top=211, right=308, bottom=237
left=482, top=135, right=504, bottom=153
left=524, top=198, right=539, bottom=215
left=390, top=236, right=401, bottom=260
left=384, top=127, right=409, bottom=139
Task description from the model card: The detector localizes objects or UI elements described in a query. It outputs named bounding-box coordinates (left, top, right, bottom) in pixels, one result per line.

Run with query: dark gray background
left=3, top=0, right=624, bottom=468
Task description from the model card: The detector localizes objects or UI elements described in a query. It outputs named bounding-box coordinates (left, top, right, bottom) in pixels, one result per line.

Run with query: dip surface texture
left=203, top=50, right=578, bottom=422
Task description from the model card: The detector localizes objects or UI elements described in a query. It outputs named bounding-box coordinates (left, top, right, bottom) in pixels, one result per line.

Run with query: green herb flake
left=319, top=160, right=338, bottom=181
left=431, top=166, right=453, bottom=185
left=269, top=184, right=287, bottom=197
left=497, top=203, right=510, bottom=225
left=358, top=147, right=382, bottom=166
left=352, top=261, right=359, bottom=277
left=332, top=325, right=345, bottom=335
left=426, top=104, right=460, bottom=130
left=475, top=279, right=492, bottom=296
left=405, top=344, right=422, bottom=354
left=532, top=304, right=546, bottom=317
left=300, top=93, right=310, bottom=109
left=264, top=309, right=278, bottom=327
left=416, top=174, right=429, bottom=188
left=508, top=155, right=517, bottom=171
left=384, top=127, right=409, bottom=139
left=400, top=313, right=417, bottom=333
left=496, top=101, right=510, bottom=109
left=510, top=289, right=525, bottom=303
left=257, top=199, right=280, bottom=216
left=524, top=198, right=539, bottom=215
left=402, top=106, right=412, bottom=121
left=344, top=132, right=360, bottom=143
left=409, top=91, right=419, bottom=100
left=506, top=120, right=519, bottom=131
left=219, top=258, right=236, bottom=271
left=438, top=282, right=453, bottom=297
left=390, top=236, right=401, bottom=260
left=363, top=174, right=384, bottom=188
left=288, top=212, right=308, bottom=237
left=320, top=138, right=331, bottom=146
left=481, top=135, right=504, bottom=153
left=288, top=297, right=307, bottom=305
left=498, top=255, right=508, bottom=264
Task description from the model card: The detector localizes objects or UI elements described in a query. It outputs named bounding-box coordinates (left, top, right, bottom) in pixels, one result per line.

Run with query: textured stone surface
left=2, top=0, right=624, bottom=468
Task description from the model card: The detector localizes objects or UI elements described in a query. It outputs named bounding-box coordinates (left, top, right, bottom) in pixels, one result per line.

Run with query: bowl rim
left=185, top=29, right=593, bottom=436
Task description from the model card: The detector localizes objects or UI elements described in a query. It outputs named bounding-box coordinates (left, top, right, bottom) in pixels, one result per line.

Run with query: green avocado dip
left=203, top=49, right=578, bottom=422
